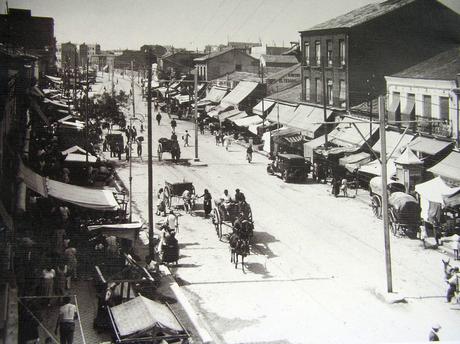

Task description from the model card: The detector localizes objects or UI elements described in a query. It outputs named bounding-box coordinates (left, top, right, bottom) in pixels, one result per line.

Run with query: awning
left=204, top=86, right=228, bottom=103
left=408, top=136, right=453, bottom=156
left=428, top=150, right=460, bottom=183
left=18, top=161, right=47, bottom=197
left=30, top=86, right=45, bottom=98
left=358, top=158, right=397, bottom=177
left=266, top=103, right=298, bottom=125
left=47, top=179, right=119, bottom=211
left=218, top=108, right=243, bottom=121
left=249, top=120, right=271, bottom=135
left=443, top=191, right=460, bottom=208
left=328, top=118, right=378, bottom=148
left=271, top=126, right=301, bottom=138
left=110, top=296, right=184, bottom=338
left=388, top=97, right=400, bottom=113
left=415, top=176, right=460, bottom=204
left=288, top=104, right=332, bottom=138
left=65, top=153, right=97, bottom=163
left=339, top=152, right=372, bottom=172
left=87, top=222, right=143, bottom=241
left=30, top=98, right=50, bottom=125
left=207, top=105, right=233, bottom=118
left=197, top=99, right=213, bottom=107
left=43, top=98, right=69, bottom=109
left=221, top=81, right=259, bottom=108
left=401, top=97, right=415, bottom=115
left=234, top=115, right=263, bottom=127
left=45, top=75, right=63, bottom=84
left=252, top=100, right=275, bottom=116
left=284, top=135, right=303, bottom=144
left=226, top=111, right=249, bottom=123
left=174, top=94, right=193, bottom=104
left=395, top=148, right=423, bottom=165
left=372, top=130, right=414, bottom=158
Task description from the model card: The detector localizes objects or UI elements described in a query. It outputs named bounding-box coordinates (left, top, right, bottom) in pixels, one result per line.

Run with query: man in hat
left=429, top=323, right=441, bottom=341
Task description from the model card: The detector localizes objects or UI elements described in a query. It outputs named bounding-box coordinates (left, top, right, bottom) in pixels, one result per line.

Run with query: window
left=305, top=77, right=310, bottom=101
left=315, top=41, right=321, bottom=65
left=423, top=95, right=432, bottom=118
left=316, top=78, right=322, bottom=103
left=339, top=39, right=345, bottom=66
left=304, top=42, right=310, bottom=65
left=327, top=79, right=333, bottom=105
left=326, top=40, right=333, bottom=66
left=440, top=96, right=449, bottom=120
left=339, top=80, right=346, bottom=106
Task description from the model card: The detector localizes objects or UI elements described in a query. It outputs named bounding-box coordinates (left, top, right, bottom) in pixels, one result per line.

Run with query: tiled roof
left=212, top=71, right=261, bottom=83
left=262, top=54, right=298, bottom=64
left=390, top=46, right=460, bottom=80
left=194, top=48, right=235, bottom=62
left=267, top=84, right=302, bottom=104
left=303, top=0, right=415, bottom=31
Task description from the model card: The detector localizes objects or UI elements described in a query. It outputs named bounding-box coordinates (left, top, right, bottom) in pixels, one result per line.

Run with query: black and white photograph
left=1, top=0, right=460, bottom=343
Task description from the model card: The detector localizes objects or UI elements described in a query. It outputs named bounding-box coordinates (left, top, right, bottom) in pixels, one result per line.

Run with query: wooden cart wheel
left=212, top=208, right=222, bottom=239
left=157, top=144, right=162, bottom=161
left=164, top=186, right=171, bottom=209
left=371, top=195, right=381, bottom=218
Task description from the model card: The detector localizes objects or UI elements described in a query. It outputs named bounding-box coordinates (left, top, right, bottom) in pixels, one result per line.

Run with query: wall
left=206, top=50, right=259, bottom=81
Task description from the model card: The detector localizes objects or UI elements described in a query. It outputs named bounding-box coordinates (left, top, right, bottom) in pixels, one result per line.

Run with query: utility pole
left=194, top=70, right=199, bottom=161
left=147, top=49, right=154, bottom=257
left=261, top=64, right=265, bottom=132
left=321, top=56, right=328, bottom=145
left=131, top=61, right=136, bottom=118
left=85, top=60, right=89, bottom=168
left=379, top=95, right=393, bottom=293
left=128, top=60, right=135, bottom=223
left=73, top=53, right=78, bottom=107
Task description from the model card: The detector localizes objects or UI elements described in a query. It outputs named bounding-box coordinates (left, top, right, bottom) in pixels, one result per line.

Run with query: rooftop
left=212, top=71, right=261, bottom=83
left=390, top=46, right=460, bottom=80
left=267, top=84, right=302, bottom=104
left=261, top=54, right=299, bottom=65
left=194, top=48, right=235, bottom=62
left=302, top=0, right=415, bottom=32
left=266, top=63, right=301, bottom=81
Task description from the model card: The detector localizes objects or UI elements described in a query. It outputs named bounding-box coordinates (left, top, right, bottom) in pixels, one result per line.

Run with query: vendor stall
left=108, top=295, right=190, bottom=343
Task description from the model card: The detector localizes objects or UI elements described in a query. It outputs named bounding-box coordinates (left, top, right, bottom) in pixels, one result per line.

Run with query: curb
left=159, top=265, right=214, bottom=344
left=373, top=288, right=407, bottom=304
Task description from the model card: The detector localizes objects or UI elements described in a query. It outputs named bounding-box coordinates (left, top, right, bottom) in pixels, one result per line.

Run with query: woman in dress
left=41, top=264, right=55, bottom=306
left=198, top=189, right=212, bottom=218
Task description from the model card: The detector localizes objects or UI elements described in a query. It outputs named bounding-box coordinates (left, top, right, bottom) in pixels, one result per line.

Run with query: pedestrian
left=171, top=131, right=177, bottom=142
left=55, top=296, right=78, bottom=344
left=156, top=113, right=162, bottom=125
left=125, top=127, right=131, bottom=143
left=183, top=130, right=191, bottom=147
left=125, top=144, right=130, bottom=161
left=117, top=142, right=122, bottom=160
left=171, top=119, right=177, bottom=133
left=215, top=130, right=220, bottom=145
left=64, top=243, right=77, bottom=288
left=41, top=264, right=55, bottom=306
left=428, top=323, right=441, bottom=341
left=137, top=139, right=142, bottom=159
left=246, top=144, right=253, bottom=163
left=199, top=120, right=204, bottom=134
left=164, top=210, right=178, bottom=232
left=198, top=189, right=212, bottom=218
left=140, top=124, right=144, bottom=133
left=56, top=262, right=68, bottom=296
left=132, top=126, right=137, bottom=140
left=446, top=267, right=459, bottom=303
left=223, top=135, right=231, bottom=151
left=156, top=188, right=166, bottom=216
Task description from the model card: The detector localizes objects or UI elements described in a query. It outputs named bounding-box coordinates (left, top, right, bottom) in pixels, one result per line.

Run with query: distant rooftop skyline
left=4, top=0, right=460, bottom=51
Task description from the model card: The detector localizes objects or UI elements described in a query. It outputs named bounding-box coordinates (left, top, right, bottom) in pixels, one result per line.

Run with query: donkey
left=229, top=233, right=250, bottom=272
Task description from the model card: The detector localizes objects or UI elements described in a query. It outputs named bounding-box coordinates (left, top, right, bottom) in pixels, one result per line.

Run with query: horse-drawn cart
left=164, top=181, right=196, bottom=210
left=212, top=200, right=254, bottom=240
left=388, top=192, right=421, bottom=238
left=369, top=177, right=405, bottom=218
left=157, top=137, right=180, bottom=162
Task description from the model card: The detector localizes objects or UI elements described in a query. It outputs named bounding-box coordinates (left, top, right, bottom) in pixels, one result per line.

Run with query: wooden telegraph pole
left=146, top=49, right=154, bottom=256
left=379, top=95, right=393, bottom=293
left=194, top=70, right=199, bottom=161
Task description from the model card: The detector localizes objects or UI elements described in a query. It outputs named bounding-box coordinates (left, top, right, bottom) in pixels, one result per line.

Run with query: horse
left=229, top=233, right=250, bottom=272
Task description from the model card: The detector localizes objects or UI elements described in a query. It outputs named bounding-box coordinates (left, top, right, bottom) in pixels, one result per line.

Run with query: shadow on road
left=252, top=231, right=279, bottom=258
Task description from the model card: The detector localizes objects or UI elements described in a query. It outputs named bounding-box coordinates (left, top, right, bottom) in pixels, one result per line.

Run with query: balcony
left=415, top=115, right=452, bottom=138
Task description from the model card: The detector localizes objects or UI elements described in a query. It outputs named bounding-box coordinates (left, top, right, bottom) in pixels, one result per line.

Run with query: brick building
left=299, top=0, right=460, bottom=111
left=0, top=8, right=56, bottom=75
left=60, top=42, right=78, bottom=69
left=158, top=50, right=205, bottom=77
left=194, top=48, right=259, bottom=82
left=79, top=43, right=100, bottom=67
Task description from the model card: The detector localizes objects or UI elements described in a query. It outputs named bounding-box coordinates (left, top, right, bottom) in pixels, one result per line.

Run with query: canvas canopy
left=45, top=75, right=62, bottom=84
left=234, top=115, right=263, bottom=127
left=204, top=86, right=228, bottom=103
left=62, top=145, right=97, bottom=163
left=372, top=130, right=414, bottom=158
left=407, top=136, right=453, bottom=156
left=18, top=160, right=47, bottom=197
left=266, top=103, right=297, bottom=125
left=47, top=179, right=119, bottom=211
left=288, top=104, right=333, bottom=139
left=358, top=158, right=397, bottom=177
left=110, top=296, right=184, bottom=338
left=415, top=177, right=460, bottom=204
left=87, top=222, right=143, bottom=241
left=221, top=81, right=259, bottom=108
left=428, top=150, right=460, bottom=183
left=218, top=108, right=244, bottom=121
left=338, top=152, right=372, bottom=172
left=252, top=99, right=275, bottom=116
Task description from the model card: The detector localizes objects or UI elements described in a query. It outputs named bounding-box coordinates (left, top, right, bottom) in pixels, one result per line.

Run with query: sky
left=3, top=0, right=460, bottom=51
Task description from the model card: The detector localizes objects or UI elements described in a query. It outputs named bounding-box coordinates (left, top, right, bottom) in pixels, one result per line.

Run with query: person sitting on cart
left=234, top=189, right=245, bottom=203
left=163, top=210, right=178, bottom=232
left=221, top=189, right=233, bottom=218
left=171, top=131, right=178, bottom=142
left=182, top=189, right=192, bottom=213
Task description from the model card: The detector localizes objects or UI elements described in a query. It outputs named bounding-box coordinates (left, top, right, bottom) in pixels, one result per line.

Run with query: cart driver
left=163, top=210, right=178, bottom=232
left=182, top=189, right=192, bottom=213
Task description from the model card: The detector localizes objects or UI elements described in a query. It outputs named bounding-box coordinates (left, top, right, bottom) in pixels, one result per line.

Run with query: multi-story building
left=385, top=46, right=460, bottom=143
left=0, top=8, right=56, bottom=75
left=227, top=41, right=261, bottom=55
left=299, top=0, right=460, bottom=111
left=60, top=42, right=78, bottom=69
left=79, top=43, right=100, bottom=67
left=90, top=52, right=115, bottom=72
left=158, top=50, right=205, bottom=78
left=260, top=55, right=299, bottom=75
left=194, top=48, right=259, bottom=82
